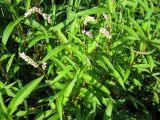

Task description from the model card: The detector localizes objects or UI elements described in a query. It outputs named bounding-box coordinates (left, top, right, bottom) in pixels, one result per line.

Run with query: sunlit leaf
left=2, top=16, right=24, bottom=45
left=7, top=76, right=44, bottom=118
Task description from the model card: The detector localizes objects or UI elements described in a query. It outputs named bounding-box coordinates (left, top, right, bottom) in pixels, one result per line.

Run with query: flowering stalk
left=24, top=7, right=51, bottom=24
left=19, top=52, right=39, bottom=68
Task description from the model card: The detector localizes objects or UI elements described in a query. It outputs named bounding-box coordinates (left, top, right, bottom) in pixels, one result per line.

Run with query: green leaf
left=0, top=54, right=10, bottom=62
left=75, top=105, right=81, bottom=120
left=56, top=93, right=63, bottom=120
left=50, top=66, right=72, bottom=85
left=97, top=60, right=109, bottom=72
left=48, top=114, right=59, bottom=120
left=2, top=84, right=16, bottom=97
left=130, top=47, right=134, bottom=64
left=34, top=110, right=55, bottom=120
left=154, top=92, right=159, bottom=104
left=147, top=56, right=156, bottom=71
left=7, top=76, right=44, bottom=118
left=85, top=102, right=96, bottom=120
left=63, top=70, right=79, bottom=104
left=138, top=0, right=149, bottom=12
left=4, top=81, right=17, bottom=97
left=70, top=18, right=78, bottom=35
left=49, top=7, right=108, bottom=31
left=15, top=111, right=27, bottom=117
left=150, top=39, right=160, bottom=49
left=103, top=98, right=113, bottom=120
left=68, top=45, right=91, bottom=66
left=117, top=24, right=140, bottom=40
left=57, top=29, right=68, bottom=44
left=0, top=1, right=18, bottom=17
left=106, top=0, right=114, bottom=14
left=82, top=74, right=110, bottom=95
left=102, top=56, right=125, bottom=90
left=26, top=35, right=54, bottom=50
left=8, top=65, right=20, bottom=80
left=14, top=0, right=22, bottom=5
left=25, top=0, right=31, bottom=10
left=151, top=39, right=160, bottom=45
left=79, top=88, right=101, bottom=106
left=106, top=99, right=113, bottom=116
left=42, top=45, right=66, bottom=62
left=88, top=41, right=97, bottom=53
left=6, top=54, right=15, bottom=73
left=2, top=16, right=24, bottom=45
left=133, top=64, right=150, bottom=69
left=130, top=19, right=146, bottom=40
left=51, top=57, right=73, bottom=78
left=23, top=19, right=49, bottom=43
left=63, top=56, right=77, bottom=69
left=0, top=93, right=7, bottom=119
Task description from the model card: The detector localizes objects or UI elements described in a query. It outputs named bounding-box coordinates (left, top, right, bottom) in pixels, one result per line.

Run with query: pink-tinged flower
left=99, top=28, right=112, bottom=39
left=84, top=16, right=95, bottom=25
left=82, top=29, right=93, bottom=38
left=24, top=7, right=42, bottom=17
left=24, top=7, right=51, bottom=24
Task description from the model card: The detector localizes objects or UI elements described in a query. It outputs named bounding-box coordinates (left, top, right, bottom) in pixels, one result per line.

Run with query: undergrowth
left=0, top=0, right=160, bottom=120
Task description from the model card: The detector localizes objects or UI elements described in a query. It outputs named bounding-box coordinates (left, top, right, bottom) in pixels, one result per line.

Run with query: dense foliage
left=0, top=0, right=160, bottom=119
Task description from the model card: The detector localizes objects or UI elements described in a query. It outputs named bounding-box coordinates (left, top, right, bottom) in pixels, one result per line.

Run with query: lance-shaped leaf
left=2, top=16, right=24, bottom=45
left=7, top=76, right=44, bottom=118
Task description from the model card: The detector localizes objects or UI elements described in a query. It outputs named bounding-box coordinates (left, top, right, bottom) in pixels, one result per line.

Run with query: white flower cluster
left=83, top=16, right=95, bottom=25
left=24, top=7, right=41, bottom=17
left=24, top=7, right=51, bottom=24
left=82, top=30, right=93, bottom=38
left=19, top=52, right=39, bottom=68
left=99, top=28, right=112, bottom=39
